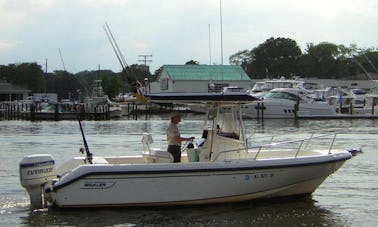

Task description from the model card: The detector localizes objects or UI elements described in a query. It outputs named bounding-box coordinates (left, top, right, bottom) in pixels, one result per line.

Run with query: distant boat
left=244, top=88, right=340, bottom=119
left=247, top=77, right=307, bottom=97
left=82, top=80, right=123, bottom=118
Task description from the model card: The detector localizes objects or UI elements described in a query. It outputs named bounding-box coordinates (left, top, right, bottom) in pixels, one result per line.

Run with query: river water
left=0, top=114, right=377, bottom=226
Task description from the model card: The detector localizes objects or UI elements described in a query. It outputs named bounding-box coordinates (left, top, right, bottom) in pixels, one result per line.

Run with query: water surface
left=1, top=115, right=377, bottom=226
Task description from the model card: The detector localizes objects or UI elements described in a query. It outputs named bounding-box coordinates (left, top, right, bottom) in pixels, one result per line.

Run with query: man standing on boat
left=167, top=112, right=195, bottom=162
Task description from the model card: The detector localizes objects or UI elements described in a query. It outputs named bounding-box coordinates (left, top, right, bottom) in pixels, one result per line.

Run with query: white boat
left=82, top=80, right=123, bottom=118
left=353, top=94, right=378, bottom=115
left=318, top=87, right=368, bottom=113
left=248, top=77, right=307, bottom=97
left=19, top=92, right=358, bottom=209
left=244, top=88, right=340, bottom=119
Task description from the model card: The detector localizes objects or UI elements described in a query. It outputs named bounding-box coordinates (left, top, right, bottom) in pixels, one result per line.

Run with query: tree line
left=229, top=37, right=378, bottom=79
left=1, top=37, right=377, bottom=100
left=0, top=63, right=152, bottom=100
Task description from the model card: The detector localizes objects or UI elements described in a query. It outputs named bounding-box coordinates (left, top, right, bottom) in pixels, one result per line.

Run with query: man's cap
left=170, top=112, right=181, bottom=118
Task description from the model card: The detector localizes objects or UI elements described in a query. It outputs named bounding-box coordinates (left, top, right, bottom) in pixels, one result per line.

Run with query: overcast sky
left=0, top=0, right=377, bottom=73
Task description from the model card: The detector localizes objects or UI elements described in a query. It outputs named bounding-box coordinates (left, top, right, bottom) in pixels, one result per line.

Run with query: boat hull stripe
left=53, top=155, right=350, bottom=190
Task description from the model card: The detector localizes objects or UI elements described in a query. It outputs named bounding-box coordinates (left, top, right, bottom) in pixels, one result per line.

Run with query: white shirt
left=167, top=122, right=181, bottom=146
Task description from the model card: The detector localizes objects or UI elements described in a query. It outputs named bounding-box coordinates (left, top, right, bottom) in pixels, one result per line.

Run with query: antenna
left=219, top=0, right=224, bottom=80
left=45, top=58, right=48, bottom=74
left=58, top=48, right=66, bottom=71
left=208, top=24, right=212, bottom=65
left=219, top=0, right=223, bottom=66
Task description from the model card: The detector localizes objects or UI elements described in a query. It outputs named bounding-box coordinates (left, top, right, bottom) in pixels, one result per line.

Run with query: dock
left=0, top=101, right=181, bottom=121
left=0, top=102, right=114, bottom=121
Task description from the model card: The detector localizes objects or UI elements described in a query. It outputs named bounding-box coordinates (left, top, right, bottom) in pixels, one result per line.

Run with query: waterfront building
left=149, top=64, right=251, bottom=93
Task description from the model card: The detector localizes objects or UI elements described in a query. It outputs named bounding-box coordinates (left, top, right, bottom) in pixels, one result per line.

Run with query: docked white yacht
left=20, top=92, right=357, bottom=209
left=245, top=88, right=340, bottom=119
left=248, top=77, right=307, bottom=97
left=353, top=94, right=378, bottom=115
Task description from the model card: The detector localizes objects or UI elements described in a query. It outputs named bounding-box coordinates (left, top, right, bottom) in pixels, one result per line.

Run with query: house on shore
left=0, top=81, right=31, bottom=101
left=149, top=65, right=252, bottom=93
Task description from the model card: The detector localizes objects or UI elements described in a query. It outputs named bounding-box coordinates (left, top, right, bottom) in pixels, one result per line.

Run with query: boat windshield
left=251, top=82, right=265, bottom=92
left=263, top=82, right=295, bottom=90
left=264, top=91, right=299, bottom=101
left=351, top=89, right=367, bottom=95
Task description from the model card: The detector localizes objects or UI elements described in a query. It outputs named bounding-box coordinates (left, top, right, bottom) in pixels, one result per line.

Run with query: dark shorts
left=167, top=145, right=181, bottom=162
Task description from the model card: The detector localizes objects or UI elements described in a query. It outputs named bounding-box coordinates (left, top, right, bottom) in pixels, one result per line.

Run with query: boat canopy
left=146, top=92, right=257, bottom=104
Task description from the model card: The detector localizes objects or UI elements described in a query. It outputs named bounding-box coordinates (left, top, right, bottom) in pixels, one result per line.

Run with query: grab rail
left=212, top=133, right=339, bottom=161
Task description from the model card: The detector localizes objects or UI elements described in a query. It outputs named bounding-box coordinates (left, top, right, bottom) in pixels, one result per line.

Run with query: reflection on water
left=20, top=197, right=346, bottom=227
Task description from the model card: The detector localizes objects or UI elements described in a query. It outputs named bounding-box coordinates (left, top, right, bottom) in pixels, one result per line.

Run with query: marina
left=1, top=1, right=377, bottom=225
left=0, top=101, right=143, bottom=121
left=245, top=87, right=378, bottom=120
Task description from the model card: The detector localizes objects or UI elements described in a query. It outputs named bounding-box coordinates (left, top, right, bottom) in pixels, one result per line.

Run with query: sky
left=0, top=0, right=377, bottom=74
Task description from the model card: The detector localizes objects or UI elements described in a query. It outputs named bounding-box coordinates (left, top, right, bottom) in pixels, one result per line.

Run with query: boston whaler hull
left=47, top=153, right=350, bottom=208
left=19, top=93, right=358, bottom=209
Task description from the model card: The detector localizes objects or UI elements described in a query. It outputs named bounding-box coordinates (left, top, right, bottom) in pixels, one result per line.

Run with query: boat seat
left=141, top=132, right=174, bottom=163
left=142, top=150, right=174, bottom=163
left=141, top=132, right=154, bottom=153
left=92, top=156, right=108, bottom=164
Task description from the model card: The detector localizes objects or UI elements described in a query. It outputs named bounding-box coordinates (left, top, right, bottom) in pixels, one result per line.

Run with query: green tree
left=185, top=60, right=200, bottom=65
left=0, top=63, right=45, bottom=92
left=235, top=37, right=302, bottom=79
left=124, top=64, right=152, bottom=93
left=229, top=50, right=252, bottom=77
left=75, top=70, right=118, bottom=96
left=356, top=51, right=378, bottom=78
left=101, top=74, right=123, bottom=98
left=46, top=70, right=82, bottom=100
left=299, top=42, right=339, bottom=78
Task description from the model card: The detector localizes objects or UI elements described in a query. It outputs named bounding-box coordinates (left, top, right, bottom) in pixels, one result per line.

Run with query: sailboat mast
left=208, top=24, right=212, bottom=65
left=219, top=0, right=224, bottom=80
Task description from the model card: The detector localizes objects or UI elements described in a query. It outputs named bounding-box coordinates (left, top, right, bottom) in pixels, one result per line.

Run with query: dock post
left=10, top=103, right=15, bottom=120
left=5, top=103, right=9, bottom=120
left=372, top=97, right=377, bottom=115
left=16, top=103, right=20, bottom=119
left=127, top=103, right=130, bottom=116
left=54, top=104, right=59, bottom=121
left=106, top=104, right=110, bottom=120
left=256, top=102, right=260, bottom=120
left=30, top=104, right=35, bottom=122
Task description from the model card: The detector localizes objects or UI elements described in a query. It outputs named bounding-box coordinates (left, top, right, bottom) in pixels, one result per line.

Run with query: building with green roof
left=149, top=64, right=252, bottom=93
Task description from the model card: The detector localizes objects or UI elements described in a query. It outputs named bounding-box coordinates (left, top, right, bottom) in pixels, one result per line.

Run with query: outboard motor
left=20, top=154, right=56, bottom=209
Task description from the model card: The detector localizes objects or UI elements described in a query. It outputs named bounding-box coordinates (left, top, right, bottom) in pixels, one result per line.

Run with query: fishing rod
left=78, top=119, right=93, bottom=164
